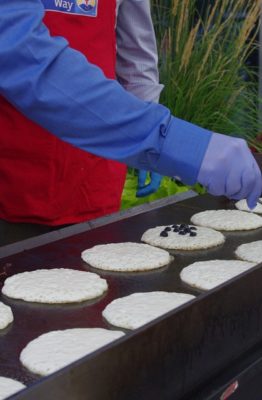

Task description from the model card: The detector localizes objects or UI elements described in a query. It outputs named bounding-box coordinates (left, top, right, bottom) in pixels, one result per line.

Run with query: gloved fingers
left=197, top=133, right=262, bottom=206
left=225, top=160, right=254, bottom=200
left=245, top=162, right=262, bottom=209
left=225, top=167, right=246, bottom=199
left=205, top=175, right=225, bottom=197
left=136, top=172, right=162, bottom=197
left=137, top=169, right=148, bottom=188
left=226, top=161, right=262, bottom=208
left=233, top=143, right=262, bottom=207
left=205, top=185, right=223, bottom=197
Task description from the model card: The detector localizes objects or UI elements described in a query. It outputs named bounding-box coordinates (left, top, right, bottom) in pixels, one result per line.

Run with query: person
left=0, top=0, right=163, bottom=242
left=0, top=0, right=261, bottom=244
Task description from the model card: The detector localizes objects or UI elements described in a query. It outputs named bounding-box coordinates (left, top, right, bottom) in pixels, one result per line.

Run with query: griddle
left=0, top=164, right=262, bottom=399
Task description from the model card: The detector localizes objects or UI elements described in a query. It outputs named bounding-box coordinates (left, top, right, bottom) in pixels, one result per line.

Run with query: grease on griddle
left=0, top=263, right=12, bottom=281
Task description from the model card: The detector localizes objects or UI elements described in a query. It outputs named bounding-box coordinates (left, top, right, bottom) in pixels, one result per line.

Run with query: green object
left=121, top=169, right=190, bottom=210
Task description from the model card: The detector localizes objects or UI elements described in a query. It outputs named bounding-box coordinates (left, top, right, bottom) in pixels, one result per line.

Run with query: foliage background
left=121, top=0, right=261, bottom=210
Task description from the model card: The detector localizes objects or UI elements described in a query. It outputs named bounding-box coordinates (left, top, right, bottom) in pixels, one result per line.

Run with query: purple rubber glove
left=197, top=132, right=262, bottom=209
left=136, top=170, right=163, bottom=197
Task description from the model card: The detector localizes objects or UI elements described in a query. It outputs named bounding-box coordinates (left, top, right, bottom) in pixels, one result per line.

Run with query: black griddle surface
left=0, top=194, right=262, bottom=398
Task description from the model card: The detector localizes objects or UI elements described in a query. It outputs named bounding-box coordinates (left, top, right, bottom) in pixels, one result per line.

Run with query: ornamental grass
left=152, top=0, right=262, bottom=151
left=121, top=0, right=261, bottom=209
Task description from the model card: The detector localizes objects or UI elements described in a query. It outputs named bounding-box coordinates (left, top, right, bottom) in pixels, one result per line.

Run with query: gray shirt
left=116, top=0, right=164, bottom=102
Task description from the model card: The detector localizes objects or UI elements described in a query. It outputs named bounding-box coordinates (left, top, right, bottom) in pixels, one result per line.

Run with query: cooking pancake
left=0, top=377, right=25, bottom=400
left=141, top=224, right=225, bottom=250
left=0, top=302, right=13, bottom=330
left=180, top=259, right=256, bottom=291
left=235, top=198, right=262, bottom=214
left=2, top=268, right=108, bottom=304
left=235, top=240, right=262, bottom=264
left=191, top=210, right=262, bottom=231
left=103, top=291, right=195, bottom=330
left=20, top=328, right=124, bottom=376
left=81, top=242, right=172, bottom=272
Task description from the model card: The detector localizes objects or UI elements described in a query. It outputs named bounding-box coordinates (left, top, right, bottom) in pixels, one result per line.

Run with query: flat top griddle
left=0, top=189, right=262, bottom=400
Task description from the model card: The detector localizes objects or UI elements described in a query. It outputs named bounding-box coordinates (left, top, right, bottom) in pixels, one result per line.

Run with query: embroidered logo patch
left=41, top=0, right=98, bottom=17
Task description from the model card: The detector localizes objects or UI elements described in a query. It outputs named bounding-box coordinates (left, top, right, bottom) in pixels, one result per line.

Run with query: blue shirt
left=0, top=0, right=211, bottom=185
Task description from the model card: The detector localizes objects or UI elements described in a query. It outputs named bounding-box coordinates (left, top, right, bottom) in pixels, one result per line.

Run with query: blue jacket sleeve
left=0, top=0, right=211, bottom=185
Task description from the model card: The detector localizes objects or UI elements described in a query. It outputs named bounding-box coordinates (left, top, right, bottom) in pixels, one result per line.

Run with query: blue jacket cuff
left=156, top=117, right=212, bottom=185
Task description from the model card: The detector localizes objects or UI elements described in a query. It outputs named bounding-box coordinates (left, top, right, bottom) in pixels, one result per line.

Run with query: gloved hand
left=197, top=132, right=262, bottom=209
left=136, top=170, right=163, bottom=197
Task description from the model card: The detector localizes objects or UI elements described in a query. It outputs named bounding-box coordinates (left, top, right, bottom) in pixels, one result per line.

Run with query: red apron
left=0, top=0, right=126, bottom=225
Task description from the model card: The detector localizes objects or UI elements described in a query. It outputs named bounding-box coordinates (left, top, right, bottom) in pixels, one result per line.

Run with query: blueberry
left=190, top=226, right=197, bottom=231
left=164, top=227, right=172, bottom=232
left=190, top=232, right=197, bottom=237
left=172, top=224, right=178, bottom=228
left=173, top=227, right=179, bottom=232
left=179, top=224, right=187, bottom=229
left=160, top=231, right=169, bottom=237
left=178, top=231, right=187, bottom=235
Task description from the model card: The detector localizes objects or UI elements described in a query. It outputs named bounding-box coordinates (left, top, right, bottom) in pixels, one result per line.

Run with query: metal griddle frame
left=0, top=176, right=262, bottom=399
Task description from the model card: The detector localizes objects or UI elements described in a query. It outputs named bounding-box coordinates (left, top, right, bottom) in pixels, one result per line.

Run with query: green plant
left=152, top=0, right=262, bottom=150
left=121, top=0, right=261, bottom=209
